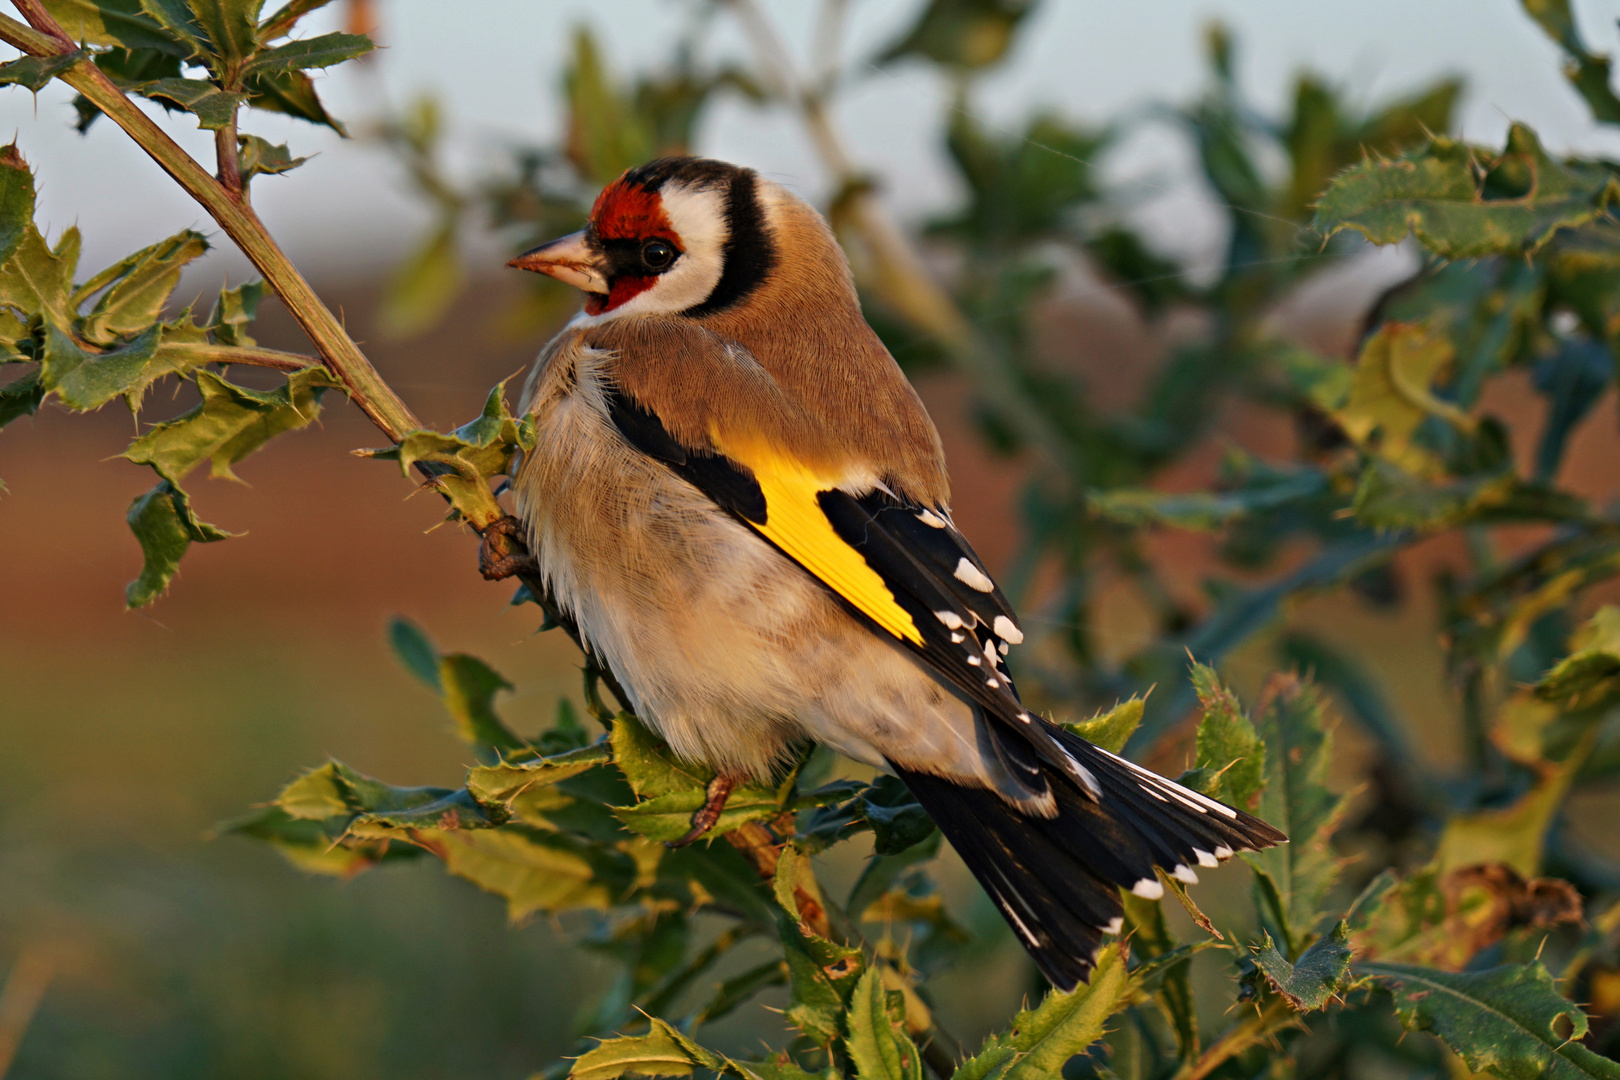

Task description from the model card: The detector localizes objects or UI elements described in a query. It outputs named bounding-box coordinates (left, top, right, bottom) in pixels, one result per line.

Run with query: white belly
left=514, top=338, right=995, bottom=785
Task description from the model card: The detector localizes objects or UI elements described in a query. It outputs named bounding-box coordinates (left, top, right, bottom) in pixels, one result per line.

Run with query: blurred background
left=6, top=1, right=1620, bottom=1076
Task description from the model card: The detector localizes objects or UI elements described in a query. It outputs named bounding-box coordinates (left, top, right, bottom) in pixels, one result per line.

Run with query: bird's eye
left=641, top=239, right=677, bottom=271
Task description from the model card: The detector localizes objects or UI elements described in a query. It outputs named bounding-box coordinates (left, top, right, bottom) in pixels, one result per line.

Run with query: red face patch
left=586, top=175, right=683, bottom=314
left=585, top=275, right=657, bottom=315
left=591, top=176, right=679, bottom=243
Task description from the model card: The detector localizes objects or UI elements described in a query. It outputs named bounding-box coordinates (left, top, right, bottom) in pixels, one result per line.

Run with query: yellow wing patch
left=716, top=435, right=923, bottom=645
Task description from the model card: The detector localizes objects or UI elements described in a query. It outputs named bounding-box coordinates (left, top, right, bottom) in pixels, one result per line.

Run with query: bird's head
left=509, top=156, right=778, bottom=322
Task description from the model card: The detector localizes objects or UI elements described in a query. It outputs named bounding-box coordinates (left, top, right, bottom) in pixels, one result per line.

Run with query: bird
left=495, top=155, right=1285, bottom=989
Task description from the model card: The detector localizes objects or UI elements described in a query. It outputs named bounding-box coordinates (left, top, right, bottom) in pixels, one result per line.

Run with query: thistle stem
left=0, top=6, right=419, bottom=443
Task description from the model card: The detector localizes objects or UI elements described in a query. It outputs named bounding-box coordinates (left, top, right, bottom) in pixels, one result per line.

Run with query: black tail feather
left=891, top=727, right=1286, bottom=990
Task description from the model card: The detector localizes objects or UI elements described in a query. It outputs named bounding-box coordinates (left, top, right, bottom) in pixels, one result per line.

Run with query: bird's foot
left=479, top=515, right=538, bottom=581
left=667, top=774, right=738, bottom=848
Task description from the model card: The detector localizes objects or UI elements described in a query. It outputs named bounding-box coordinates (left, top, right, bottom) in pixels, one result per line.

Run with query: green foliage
left=358, top=380, right=535, bottom=526
left=1253, top=922, right=1352, bottom=1011
left=951, top=944, right=1134, bottom=1079
left=13, top=0, right=1620, bottom=1076
left=1362, top=962, right=1617, bottom=1079
left=0, top=135, right=334, bottom=603
left=1313, top=124, right=1620, bottom=258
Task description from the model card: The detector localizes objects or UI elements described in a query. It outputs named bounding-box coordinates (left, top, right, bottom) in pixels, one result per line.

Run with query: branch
left=160, top=342, right=320, bottom=371
left=1177, top=997, right=1297, bottom=1080
left=0, top=5, right=419, bottom=446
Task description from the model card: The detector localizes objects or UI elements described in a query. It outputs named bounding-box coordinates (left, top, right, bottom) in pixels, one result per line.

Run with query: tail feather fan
left=892, top=727, right=1286, bottom=990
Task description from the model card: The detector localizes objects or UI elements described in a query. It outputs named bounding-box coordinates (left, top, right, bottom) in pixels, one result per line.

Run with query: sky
left=3, top=0, right=1619, bottom=287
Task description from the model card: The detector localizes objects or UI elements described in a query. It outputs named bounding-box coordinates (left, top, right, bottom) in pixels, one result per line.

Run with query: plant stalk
left=161, top=343, right=319, bottom=371
left=0, top=6, right=419, bottom=443
left=1177, top=997, right=1295, bottom=1080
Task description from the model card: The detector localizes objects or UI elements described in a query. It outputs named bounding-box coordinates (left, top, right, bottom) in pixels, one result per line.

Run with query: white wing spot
left=1214, top=844, right=1233, bottom=859
left=1104, top=916, right=1124, bottom=935
left=1194, top=848, right=1218, bottom=868
left=992, top=615, right=1024, bottom=645
left=916, top=509, right=948, bottom=528
left=950, top=632, right=965, bottom=644
left=966, top=655, right=981, bottom=666
left=954, top=558, right=995, bottom=593
left=1132, top=878, right=1164, bottom=900
left=986, top=678, right=1000, bottom=688
left=1172, top=864, right=1199, bottom=884
left=999, top=642, right=1010, bottom=656
left=935, top=610, right=964, bottom=630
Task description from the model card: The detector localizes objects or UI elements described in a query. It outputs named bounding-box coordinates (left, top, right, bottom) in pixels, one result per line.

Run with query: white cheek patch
left=574, top=181, right=729, bottom=325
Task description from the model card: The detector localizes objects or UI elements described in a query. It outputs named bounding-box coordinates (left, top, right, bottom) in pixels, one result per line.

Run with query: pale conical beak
left=507, top=230, right=608, bottom=294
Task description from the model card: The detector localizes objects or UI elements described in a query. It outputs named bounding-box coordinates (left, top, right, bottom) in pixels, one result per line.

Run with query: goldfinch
left=500, top=156, right=1284, bottom=988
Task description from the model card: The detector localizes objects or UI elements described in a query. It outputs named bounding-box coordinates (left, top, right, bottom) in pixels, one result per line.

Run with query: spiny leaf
left=425, top=826, right=633, bottom=920
left=207, top=279, right=263, bottom=346
left=613, top=781, right=787, bottom=844
left=0, top=220, right=76, bottom=331
left=235, top=135, right=307, bottom=182
left=1088, top=468, right=1327, bottom=531
left=570, top=1017, right=717, bottom=1080
left=566, top=1017, right=800, bottom=1080
left=0, top=367, right=44, bottom=429
left=0, top=144, right=35, bottom=270
left=258, top=0, right=338, bottom=38
left=860, top=775, right=936, bottom=855
left=1351, top=459, right=1531, bottom=531
left=1245, top=675, right=1347, bottom=956
left=249, top=759, right=633, bottom=917
left=1362, top=960, right=1616, bottom=1079
left=1180, top=663, right=1264, bottom=810
left=845, top=967, right=924, bottom=1080
left=219, top=804, right=417, bottom=877
left=243, top=67, right=345, bottom=132
left=438, top=654, right=522, bottom=751
left=467, top=743, right=613, bottom=809
left=0, top=52, right=83, bottom=93
left=951, top=943, right=1133, bottom=1080
left=1065, top=696, right=1144, bottom=755
left=124, top=365, right=339, bottom=483
left=1536, top=605, right=1620, bottom=708
left=609, top=713, right=712, bottom=801
left=77, top=229, right=209, bottom=344
left=773, top=845, right=865, bottom=1044
left=137, top=78, right=244, bottom=130
left=154, top=0, right=264, bottom=79
left=39, top=322, right=167, bottom=410
left=41, top=0, right=186, bottom=53
left=124, top=479, right=230, bottom=608
left=1313, top=122, right=1620, bottom=259
left=1252, top=921, right=1351, bottom=1011
left=1335, top=322, right=1463, bottom=476
left=358, top=380, right=533, bottom=524
left=243, top=30, right=372, bottom=75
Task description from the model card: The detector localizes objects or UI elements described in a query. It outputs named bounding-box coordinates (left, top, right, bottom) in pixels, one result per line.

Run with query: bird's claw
left=667, top=774, right=738, bottom=848
left=479, top=515, right=538, bottom=582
